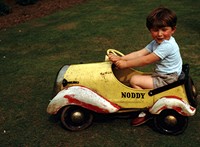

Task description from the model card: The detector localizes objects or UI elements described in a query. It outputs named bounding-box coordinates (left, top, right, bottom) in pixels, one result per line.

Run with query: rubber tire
left=154, top=109, right=188, bottom=135
left=61, top=106, right=93, bottom=131
left=185, top=77, right=198, bottom=108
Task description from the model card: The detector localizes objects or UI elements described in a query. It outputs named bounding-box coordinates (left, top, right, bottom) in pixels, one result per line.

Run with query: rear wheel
left=185, top=77, right=198, bottom=107
left=61, top=106, right=93, bottom=131
left=154, top=109, right=188, bottom=135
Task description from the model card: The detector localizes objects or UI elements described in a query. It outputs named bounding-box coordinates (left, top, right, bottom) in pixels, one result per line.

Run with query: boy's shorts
left=152, top=72, right=178, bottom=89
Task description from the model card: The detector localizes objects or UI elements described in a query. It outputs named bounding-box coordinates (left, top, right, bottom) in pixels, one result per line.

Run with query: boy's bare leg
left=130, top=74, right=154, bottom=126
left=130, top=74, right=154, bottom=89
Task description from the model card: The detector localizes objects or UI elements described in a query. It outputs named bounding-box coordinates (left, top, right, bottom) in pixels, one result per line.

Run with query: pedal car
left=47, top=49, right=198, bottom=135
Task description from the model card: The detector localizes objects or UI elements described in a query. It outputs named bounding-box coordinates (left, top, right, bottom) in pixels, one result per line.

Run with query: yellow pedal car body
left=47, top=49, right=198, bottom=135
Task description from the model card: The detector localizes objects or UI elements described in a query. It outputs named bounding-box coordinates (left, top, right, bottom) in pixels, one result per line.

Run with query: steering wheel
left=107, top=49, right=124, bottom=57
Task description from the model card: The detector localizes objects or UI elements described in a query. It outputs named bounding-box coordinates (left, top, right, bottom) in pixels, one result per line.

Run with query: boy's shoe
left=131, top=112, right=152, bottom=126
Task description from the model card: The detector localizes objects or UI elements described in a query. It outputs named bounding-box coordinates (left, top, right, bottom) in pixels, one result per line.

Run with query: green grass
left=0, top=0, right=200, bottom=146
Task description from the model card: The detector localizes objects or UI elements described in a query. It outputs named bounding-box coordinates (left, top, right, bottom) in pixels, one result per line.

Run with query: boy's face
left=149, top=26, right=176, bottom=44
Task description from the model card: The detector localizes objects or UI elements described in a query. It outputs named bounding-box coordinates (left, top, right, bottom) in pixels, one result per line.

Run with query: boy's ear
left=172, top=26, right=176, bottom=34
left=172, top=26, right=177, bottom=31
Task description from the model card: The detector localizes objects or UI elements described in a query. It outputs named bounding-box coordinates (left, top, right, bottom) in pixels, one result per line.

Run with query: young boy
left=108, top=7, right=182, bottom=126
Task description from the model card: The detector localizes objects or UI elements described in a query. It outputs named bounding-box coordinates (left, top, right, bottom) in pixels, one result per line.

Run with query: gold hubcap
left=164, top=115, right=177, bottom=126
left=71, top=111, right=84, bottom=123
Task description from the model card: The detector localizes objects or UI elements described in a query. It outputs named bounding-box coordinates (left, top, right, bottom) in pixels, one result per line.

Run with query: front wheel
left=154, top=109, right=188, bottom=135
left=61, top=106, right=93, bottom=131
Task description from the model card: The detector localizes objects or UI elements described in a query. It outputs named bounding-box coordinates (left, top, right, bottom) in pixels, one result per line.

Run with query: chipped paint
left=149, top=96, right=196, bottom=116
left=47, top=86, right=120, bottom=114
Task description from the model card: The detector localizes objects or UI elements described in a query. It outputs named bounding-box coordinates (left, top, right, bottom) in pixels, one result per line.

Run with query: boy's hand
left=108, top=54, right=121, bottom=62
left=115, top=60, right=128, bottom=69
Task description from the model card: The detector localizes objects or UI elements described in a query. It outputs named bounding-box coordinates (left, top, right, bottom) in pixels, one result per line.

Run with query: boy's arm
left=115, top=52, right=160, bottom=69
left=121, top=48, right=150, bottom=60
left=108, top=48, right=149, bottom=62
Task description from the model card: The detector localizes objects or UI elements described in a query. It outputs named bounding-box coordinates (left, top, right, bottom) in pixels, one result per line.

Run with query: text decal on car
left=121, top=92, right=145, bottom=99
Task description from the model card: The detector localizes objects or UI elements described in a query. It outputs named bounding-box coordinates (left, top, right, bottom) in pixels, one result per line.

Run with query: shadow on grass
left=48, top=110, right=144, bottom=130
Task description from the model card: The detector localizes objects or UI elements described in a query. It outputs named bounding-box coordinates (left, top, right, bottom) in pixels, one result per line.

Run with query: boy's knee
left=130, top=75, right=140, bottom=88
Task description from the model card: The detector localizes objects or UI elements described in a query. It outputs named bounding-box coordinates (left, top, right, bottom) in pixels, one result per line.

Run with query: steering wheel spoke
left=107, top=49, right=124, bottom=57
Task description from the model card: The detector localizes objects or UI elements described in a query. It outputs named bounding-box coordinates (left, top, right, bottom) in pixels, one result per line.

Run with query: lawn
left=0, top=0, right=200, bottom=146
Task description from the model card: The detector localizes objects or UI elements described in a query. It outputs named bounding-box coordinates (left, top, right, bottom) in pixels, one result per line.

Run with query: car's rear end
left=148, top=64, right=198, bottom=135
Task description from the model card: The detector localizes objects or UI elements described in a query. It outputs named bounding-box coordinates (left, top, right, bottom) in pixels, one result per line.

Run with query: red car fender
left=47, top=86, right=120, bottom=114
left=149, top=96, right=196, bottom=116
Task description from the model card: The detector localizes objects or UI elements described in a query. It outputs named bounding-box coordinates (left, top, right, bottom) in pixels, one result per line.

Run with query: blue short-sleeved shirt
left=145, top=36, right=182, bottom=76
